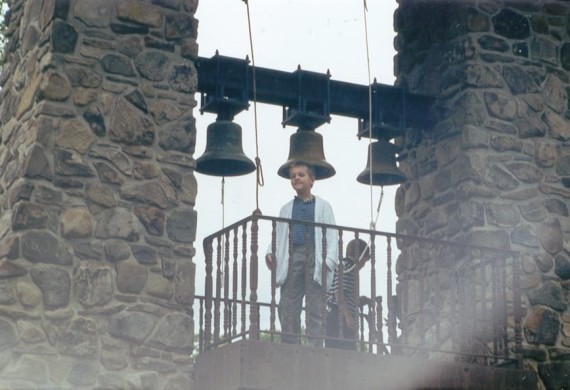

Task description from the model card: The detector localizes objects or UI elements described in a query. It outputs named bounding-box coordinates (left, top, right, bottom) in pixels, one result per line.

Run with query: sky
left=193, top=0, right=399, bottom=319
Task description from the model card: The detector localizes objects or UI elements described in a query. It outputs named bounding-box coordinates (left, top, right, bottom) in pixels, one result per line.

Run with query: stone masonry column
left=0, top=0, right=199, bottom=388
left=393, top=1, right=570, bottom=388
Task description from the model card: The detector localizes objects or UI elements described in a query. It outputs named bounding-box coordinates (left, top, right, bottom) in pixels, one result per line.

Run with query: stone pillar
left=394, top=0, right=570, bottom=387
left=0, top=0, right=199, bottom=388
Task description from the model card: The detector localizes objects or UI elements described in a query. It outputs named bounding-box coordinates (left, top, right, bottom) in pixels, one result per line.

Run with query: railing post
left=376, top=296, right=384, bottom=354
left=204, top=239, right=213, bottom=351
left=249, top=212, right=260, bottom=340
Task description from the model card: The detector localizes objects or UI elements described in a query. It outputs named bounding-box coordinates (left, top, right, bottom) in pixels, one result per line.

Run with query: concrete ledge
left=193, top=340, right=536, bottom=390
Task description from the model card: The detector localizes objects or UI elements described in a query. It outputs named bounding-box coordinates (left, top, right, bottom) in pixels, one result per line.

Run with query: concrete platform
left=193, top=340, right=536, bottom=390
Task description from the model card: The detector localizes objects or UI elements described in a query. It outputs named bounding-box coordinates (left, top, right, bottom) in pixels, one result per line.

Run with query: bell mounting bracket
left=281, top=66, right=331, bottom=130
left=196, top=52, right=434, bottom=139
left=199, top=52, right=250, bottom=121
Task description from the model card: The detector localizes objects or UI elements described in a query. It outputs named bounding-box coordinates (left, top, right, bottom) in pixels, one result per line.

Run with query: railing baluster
left=241, top=223, right=248, bottom=338
left=249, top=212, right=260, bottom=340
left=199, top=296, right=204, bottom=353
left=387, top=237, right=397, bottom=351
left=368, top=236, right=376, bottom=353
left=214, top=237, right=222, bottom=345
left=321, top=226, right=329, bottom=342
left=354, top=232, right=364, bottom=350
left=376, top=296, right=384, bottom=355
left=223, top=231, right=230, bottom=340
left=204, top=239, right=213, bottom=351
left=304, top=224, right=311, bottom=344
left=286, top=221, right=294, bottom=343
left=232, top=228, right=238, bottom=337
left=270, top=220, right=277, bottom=341
left=359, top=296, right=369, bottom=349
left=354, top=232, right=360, bottom=344
left=336, top=231, right=344, bottom=341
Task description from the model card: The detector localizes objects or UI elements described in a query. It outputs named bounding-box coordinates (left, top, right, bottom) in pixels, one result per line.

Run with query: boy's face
left=289, top=165, right=314, bottom=195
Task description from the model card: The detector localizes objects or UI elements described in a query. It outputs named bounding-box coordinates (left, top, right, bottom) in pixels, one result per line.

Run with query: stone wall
left=0, top=0, right=199, bottom=388
left=394, top=0, right=570, bottom=388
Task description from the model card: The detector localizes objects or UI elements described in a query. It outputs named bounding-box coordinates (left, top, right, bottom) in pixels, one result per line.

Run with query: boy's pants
left=278, top=245, right=323, bottom=346
left=325, top=305, right=357, bottom=350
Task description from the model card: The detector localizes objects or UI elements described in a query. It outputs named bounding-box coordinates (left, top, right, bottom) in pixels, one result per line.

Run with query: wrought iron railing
left=194, top=212, right=523, bottom=368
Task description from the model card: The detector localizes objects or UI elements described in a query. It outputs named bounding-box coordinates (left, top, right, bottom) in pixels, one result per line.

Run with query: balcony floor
left=193, top=340, right=536, bottom=390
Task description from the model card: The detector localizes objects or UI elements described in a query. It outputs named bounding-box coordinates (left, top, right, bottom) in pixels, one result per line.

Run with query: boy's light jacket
left=268, top=195, right=339, bottom=288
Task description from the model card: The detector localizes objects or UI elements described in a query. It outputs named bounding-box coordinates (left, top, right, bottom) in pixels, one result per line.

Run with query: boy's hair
left=347, top=238, right=370, bottom=260
left=289, top=161, right=316, bottom=180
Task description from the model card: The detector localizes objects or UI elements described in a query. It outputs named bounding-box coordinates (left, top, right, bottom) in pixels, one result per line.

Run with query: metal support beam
left=196, top=53, right=434, bottom=139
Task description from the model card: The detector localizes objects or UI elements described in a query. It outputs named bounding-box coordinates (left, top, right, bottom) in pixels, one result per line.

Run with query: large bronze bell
left=195, top=119, right=256, bottom=177
left=277, top=130, right=336, bottom=180
left=357, top=140, right=406, bottom=186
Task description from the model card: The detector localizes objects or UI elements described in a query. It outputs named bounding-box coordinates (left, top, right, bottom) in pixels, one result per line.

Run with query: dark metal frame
left=196, top=52, right=435, bottom=138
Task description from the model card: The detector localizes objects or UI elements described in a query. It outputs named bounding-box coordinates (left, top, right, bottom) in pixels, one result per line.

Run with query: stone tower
left=394, top=1, right=570, bottom=388
left=0, top=0, right=198, bottom=388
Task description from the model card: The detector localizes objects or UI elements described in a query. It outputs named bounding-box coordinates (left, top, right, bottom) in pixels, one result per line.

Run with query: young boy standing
left=265, top=161, right=338, bottom=346
left=326, top=238, right=370, bottom=350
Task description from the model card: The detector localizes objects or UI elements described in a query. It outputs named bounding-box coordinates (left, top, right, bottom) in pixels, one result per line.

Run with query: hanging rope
left=243, top=0, right=264, bottom=214
left=363, top=0, right=381, bottom=231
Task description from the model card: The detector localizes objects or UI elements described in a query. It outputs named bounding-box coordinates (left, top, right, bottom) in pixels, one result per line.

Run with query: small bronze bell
left=195, top=119, right=256, bottom=177
left=277, top=130, right=335, bottom=180
left=357, top=140, right=406, bottom=186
